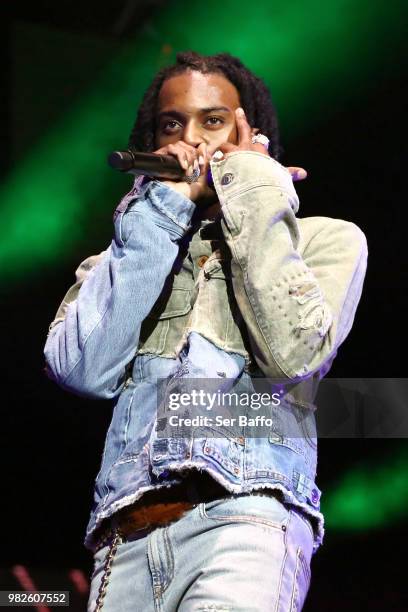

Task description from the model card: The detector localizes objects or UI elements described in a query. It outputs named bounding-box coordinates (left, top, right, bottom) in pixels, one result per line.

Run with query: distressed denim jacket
left=44, top=152, right=368, bottom=553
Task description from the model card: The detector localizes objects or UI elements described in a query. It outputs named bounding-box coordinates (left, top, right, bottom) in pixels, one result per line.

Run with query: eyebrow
left=158, top=106, right=231, bottom=120
left=200, top=106, right=231, bottom=113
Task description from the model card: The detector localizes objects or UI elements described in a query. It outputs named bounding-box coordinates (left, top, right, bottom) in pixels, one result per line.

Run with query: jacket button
left=221, top=173, right=234, bottom=186
left=311, top=488, right=320, bottom=505
left=197, top=255, right=209, bottom=268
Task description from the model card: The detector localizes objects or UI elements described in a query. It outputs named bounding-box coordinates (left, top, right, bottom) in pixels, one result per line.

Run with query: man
left=44, top=51, right=367, bottom=611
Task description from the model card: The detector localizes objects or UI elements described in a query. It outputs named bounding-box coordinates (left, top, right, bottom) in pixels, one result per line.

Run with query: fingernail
left=188, top=165, right=193, bottom=175
left=212, top=150, right=224, bottom=160
left=198, top=155, right=204, bottom=166
left=236, top=107, right=245, bottom=116
left=194, top=159, right=199, bottom=171
left=182, top=159, right=188, bottom=169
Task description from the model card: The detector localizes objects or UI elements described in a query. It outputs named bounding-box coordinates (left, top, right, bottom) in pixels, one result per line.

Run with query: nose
left=183, top=120, right=205, bottom=147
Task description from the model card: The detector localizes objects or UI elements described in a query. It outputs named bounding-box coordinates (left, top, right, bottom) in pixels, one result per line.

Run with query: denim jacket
left=44, top=152, right=368, bottom=553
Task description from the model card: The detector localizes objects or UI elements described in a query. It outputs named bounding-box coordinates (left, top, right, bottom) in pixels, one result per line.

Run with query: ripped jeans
left=87, top=493, right=314, bottom=612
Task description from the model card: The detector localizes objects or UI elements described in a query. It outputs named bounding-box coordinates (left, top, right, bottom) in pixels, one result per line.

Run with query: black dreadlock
left=128, top=51, right=282, bottom=160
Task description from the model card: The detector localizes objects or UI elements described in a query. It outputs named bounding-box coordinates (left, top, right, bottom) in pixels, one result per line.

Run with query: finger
left=177, top=141, right=201, bottom=174
left=287, top=166, right=308, bottom=181
left=202, top=146, right=218, bottom=164
left=235, top=107, right=252, bottom=144
left=252, top=143, right=270, bottom=156
left=166, top=143, right=189, bottom=171
left=196, top=142, right=208, bottom=173
left=214, top=142, right=236, bottom=157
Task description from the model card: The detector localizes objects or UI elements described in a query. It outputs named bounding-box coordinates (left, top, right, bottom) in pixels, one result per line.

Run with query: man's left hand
left=215, top=107, right=307, bottom=182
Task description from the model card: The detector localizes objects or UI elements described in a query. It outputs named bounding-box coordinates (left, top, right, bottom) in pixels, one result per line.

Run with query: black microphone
left=107, top=148, right=214, bottom=186
left=108, top=149, right=185, bottom=179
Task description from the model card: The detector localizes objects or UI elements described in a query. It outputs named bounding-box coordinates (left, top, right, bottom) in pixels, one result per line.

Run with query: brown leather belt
left=94, top=473, right=289, bottom=552
left=113, top=500, right=193, bottom=537
left=94, top=473, right=230, bottom=548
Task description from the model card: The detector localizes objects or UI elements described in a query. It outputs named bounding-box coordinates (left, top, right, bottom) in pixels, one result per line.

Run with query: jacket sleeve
left=44, top=179, right=196, bottom=399
left=211, top=151, right=368, bottom=380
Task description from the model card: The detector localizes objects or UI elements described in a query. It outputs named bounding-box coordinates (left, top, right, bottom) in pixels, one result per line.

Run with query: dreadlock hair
left=128, top=51, right=282, bottom=160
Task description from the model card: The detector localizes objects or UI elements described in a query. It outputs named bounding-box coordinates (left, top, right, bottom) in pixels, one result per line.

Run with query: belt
left=94, top=473, right=230, bottom=550
left=91, top=477, right=288, bottom=611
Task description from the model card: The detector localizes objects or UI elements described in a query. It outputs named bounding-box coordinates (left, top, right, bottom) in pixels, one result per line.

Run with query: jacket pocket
left=202, top=435, right=244, bottom=480
left=188, top=258, right=249, bottom=358
left=138, top=286, right=193, bottom=355
left=147, top=285, right=192, bottom=319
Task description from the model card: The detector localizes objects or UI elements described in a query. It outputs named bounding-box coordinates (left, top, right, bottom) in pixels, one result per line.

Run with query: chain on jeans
left=93, top=527, right=122, bottom=611
left=90, top=486, right=199, bottom=611
left=91, top=490, right=294, bottom=610
left=91, top=481, right=233, bottom=610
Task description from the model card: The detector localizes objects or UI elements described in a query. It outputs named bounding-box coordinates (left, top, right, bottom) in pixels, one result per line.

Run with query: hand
left=216, top=107, right=272, bottom=158
left=153, top=140, right=217, bottom=205
left=215, top=108, right=308, bottom=182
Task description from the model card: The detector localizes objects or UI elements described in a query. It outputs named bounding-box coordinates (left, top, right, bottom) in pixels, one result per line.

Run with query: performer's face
left=155, top=70, right=241, bottom=150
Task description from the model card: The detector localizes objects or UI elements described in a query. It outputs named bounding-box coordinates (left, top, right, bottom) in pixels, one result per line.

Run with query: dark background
left=1, top=2, right=407, bottom=610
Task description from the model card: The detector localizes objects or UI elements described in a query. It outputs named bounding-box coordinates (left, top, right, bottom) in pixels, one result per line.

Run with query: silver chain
left=91, top=481, right=202, bottom=610
left=93, top=528, right=122, bottom=611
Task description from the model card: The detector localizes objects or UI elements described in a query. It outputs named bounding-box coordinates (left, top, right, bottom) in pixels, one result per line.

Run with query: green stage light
left=1, top=0, right=405, bottom=279
left=322, top=447, right=408, bottom=530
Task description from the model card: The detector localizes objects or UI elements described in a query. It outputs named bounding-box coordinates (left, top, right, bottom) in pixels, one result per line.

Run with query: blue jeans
left=88, top=493, right=314, bottom=611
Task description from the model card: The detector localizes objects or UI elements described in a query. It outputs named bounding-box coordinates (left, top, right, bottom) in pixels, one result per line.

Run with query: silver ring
left=251, top=133, right=270, bottom=149
left=184, top=167, right=200, bottom=183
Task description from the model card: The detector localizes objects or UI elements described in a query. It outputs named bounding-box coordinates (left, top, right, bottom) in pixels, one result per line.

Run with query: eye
left=161, top=120, right=182, bottom=133
left=205, top=116, right=224, bottom=127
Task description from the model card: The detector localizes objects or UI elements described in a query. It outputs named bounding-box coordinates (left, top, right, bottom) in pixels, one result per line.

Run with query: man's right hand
left=153, top=141, right=217, bottom=206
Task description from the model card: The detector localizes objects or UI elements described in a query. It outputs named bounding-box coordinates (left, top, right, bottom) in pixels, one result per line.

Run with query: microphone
left=107, top=148, right=214, bottom=186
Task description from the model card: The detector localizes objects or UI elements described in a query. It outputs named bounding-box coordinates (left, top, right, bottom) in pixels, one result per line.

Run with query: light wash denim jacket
left=44, top=152, right=368, bottom=553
